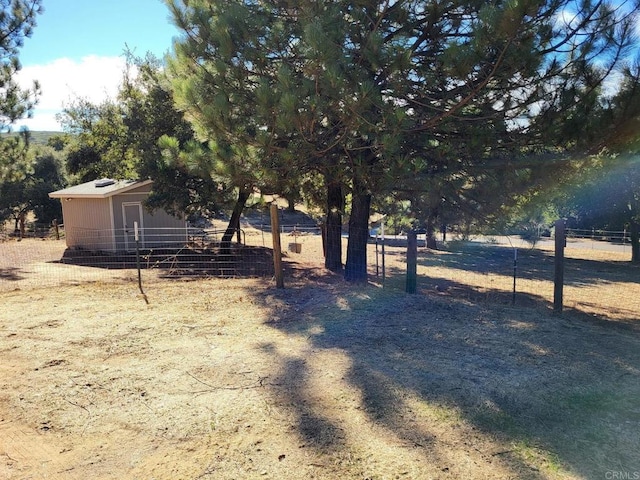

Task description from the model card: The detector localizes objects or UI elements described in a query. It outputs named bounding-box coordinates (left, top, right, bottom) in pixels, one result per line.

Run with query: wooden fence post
left=554, top=219, right=565, bottom=314
left=53, top=219, right=60, bottom=240
left=406, top=230, right=417, bottom=294
left=270, top=203, right=284, bottom=289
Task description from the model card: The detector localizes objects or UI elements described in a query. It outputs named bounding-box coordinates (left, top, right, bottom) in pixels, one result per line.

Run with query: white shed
left=49, top=179, right=187, bottom=252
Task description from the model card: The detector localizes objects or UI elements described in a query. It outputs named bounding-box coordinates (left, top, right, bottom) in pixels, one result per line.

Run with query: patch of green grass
left=561, top=390, right=622, bottom=416
left=464, top=384, right=640, bottom=478
left=410, top=398, right=464, bottom=424
left=529, top=386, right=640, bottom=477
left=471, top=402, right=521, bottom=437
left=512, top=440, right=564, bottom=475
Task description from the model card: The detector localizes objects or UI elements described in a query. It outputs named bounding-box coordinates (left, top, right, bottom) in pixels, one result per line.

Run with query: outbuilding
left=49, top=178, right=187, bottom=252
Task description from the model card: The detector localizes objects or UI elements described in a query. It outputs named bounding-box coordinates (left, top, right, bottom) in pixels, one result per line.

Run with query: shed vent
left=95, top=178, right=116, bottom=187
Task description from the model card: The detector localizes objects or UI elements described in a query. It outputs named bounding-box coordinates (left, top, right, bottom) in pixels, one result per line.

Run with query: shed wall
left=140, top=209, right=187, bottom=248
left=61, top=198, right=114, bottom=251
left=58, top=182, right=186, bottom=252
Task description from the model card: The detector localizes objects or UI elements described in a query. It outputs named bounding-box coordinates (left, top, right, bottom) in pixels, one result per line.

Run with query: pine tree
left=0, top=0, right=42, bottom=182
left=166, top=0, right=638, bottom=282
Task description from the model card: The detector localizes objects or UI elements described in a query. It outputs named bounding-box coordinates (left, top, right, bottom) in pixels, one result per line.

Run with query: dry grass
left=407, top=240, right=640, bottom=322
left=1, top=234, right=639, bottom=479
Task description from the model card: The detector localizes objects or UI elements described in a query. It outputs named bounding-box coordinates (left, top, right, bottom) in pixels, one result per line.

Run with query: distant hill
left=1, top=131, right=65, bottom=146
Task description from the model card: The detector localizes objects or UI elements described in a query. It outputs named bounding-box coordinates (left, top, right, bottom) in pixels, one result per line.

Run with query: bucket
left=288, top=242, right=302, bottom=253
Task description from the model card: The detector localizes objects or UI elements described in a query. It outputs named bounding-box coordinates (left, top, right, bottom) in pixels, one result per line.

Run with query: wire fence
left=0, top=221, right=62, bottom=241
left=384, top=231, right=640, bottom=321
left=2, top=220, right=638, bottom=321
left=0, top=218, right=340, bottom=289
left=0, top=224, right=278, bottom=290
left=566, top=227, right=630, bottom=243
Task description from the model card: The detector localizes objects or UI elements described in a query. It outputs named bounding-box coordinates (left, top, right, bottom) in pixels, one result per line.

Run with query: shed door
left=122, top=202, right=144, bottom=251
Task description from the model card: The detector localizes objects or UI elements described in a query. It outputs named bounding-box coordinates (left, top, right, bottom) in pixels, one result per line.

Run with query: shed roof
left=49, top=179, right=153, bottom=199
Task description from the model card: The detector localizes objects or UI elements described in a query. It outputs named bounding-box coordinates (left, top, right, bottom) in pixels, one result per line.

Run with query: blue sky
left=14, top=1, right=640, bottom=132
left=16, top=0, right=180, bottom=131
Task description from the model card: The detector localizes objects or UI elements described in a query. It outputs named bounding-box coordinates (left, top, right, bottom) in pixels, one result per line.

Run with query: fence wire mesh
left=1, top=221, right=638, bottom=321
left=380, top=233, right=640, bottom=321
left=0, top=225, right=278, bottom=290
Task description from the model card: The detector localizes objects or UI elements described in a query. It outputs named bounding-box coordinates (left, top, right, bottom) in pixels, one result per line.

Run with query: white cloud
left=14, top=55, right=128, bottom=131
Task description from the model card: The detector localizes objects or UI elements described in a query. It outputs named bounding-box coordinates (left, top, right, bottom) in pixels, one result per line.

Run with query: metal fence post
left=406, top=231, right=417, bottom=294
left=512, top=247, right=517, bottom=305
left=554, top=219, right=565, bottom=314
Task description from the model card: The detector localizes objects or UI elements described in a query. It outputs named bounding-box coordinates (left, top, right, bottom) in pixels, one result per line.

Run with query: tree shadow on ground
left=256, top=346, right=348, bottom=451
left=0, top=267, right=25, bottom=281
left=255, top=276, right=640, bottom=478
left=382, top=253, right=640, bottom=328
left=51, top=245, right=275, bottom=278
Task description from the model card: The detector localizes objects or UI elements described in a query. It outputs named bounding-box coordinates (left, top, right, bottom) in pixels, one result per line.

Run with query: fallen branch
left=491, top=450, right=515, bottom=456
left=64, top=398, right=90, bottom=416
left=186, top=371, right=280, bottom=393
left=64, top=398, right=92, bottom=435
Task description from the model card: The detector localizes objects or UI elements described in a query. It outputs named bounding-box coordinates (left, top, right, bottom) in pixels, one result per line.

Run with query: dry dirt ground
left=1, top=236, right=639, bottom=479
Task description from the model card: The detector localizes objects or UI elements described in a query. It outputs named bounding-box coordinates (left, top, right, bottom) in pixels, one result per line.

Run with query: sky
left=13, top=1, right=640, bottom=132
left=15, top=0, right=180, bottom=131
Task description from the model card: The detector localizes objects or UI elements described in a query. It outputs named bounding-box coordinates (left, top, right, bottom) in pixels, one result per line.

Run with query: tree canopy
left=0, top=0, right=42, bottom=182
left=0, top=145, right=65, bottom=232
left=165, top=0, right=639, bottom=280
left=57, top=54, right=239, bottom=227
left=544, top=64, right=640, bottom=262
left=0, top=0, right=41, bottom=129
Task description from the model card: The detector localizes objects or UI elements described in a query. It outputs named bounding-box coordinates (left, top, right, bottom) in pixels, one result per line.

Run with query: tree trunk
left=221, top=187, right=250, bottom=254
left=324, top=181, right=343, bottom=272
left=19, top=213, right=26, bottom=239
left=426, top=215, right=437, bottom=250
left=426, top=233, right=437, bottom=249
left=285, top=194, right=296, bottom=213
left=344, top=187, right=371, bottom=283
left=630, top=219, right=640, bottom=264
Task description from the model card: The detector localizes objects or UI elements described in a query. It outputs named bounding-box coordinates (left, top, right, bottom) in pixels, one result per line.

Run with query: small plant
left=519, top=222, right=543, bottom=248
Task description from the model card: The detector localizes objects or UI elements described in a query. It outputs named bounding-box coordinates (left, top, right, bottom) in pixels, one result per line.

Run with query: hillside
left=1, top=130, right=65, bottom=146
